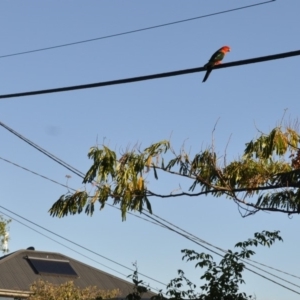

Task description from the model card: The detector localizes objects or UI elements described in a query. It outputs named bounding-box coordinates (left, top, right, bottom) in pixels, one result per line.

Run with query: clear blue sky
left=0, top=1, right=299, bottom=299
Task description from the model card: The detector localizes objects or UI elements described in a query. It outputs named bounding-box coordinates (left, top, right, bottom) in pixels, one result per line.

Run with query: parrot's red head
left=221, top=46, right=231, bottom=53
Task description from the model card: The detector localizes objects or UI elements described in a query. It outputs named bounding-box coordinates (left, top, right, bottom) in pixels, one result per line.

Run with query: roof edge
left=0, top=288, right=32, bottom=298
left=0, top=248, right=63, bottom=264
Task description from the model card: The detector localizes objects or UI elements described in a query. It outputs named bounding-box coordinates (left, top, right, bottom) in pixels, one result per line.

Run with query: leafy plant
left=126, top=262, right=150, bottom=300
left=28, top=280, right=120, bottom=300
left=49, top=124, right=300, bottom=220
left=153, top=230, right=282, bottom=300
left=0, top=215, right=11, bottom=253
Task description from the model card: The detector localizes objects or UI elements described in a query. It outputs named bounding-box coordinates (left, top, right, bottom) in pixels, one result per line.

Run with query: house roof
left=0, top=248, right=156, bottom=299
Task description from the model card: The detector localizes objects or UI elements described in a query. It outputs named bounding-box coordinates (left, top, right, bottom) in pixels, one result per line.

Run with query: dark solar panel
left=26, top=256, right=78, bottom=277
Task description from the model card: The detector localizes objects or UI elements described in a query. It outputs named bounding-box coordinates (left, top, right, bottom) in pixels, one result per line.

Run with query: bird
left=202, top=46, right=231, bottom=82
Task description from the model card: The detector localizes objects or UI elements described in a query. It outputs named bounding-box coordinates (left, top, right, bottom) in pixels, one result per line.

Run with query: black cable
left=0, top=156, right=71, bottom=190
left=2, top=197, right=300, bottom=295
left=2, top=153, right=300, bottom=294
left=0, top=210, right=128, bottom=278
left=2, top=121, right=300, bottom=294
left=0, top=121, right=85, bottom=180
left=0, top=48, right=298, bottom=100
left=141, top=212, right=300, bottom=296
left=0, top=155, right=166, bottom=230
left=2, top=120, right=300, bottom=282
left=0, top=1, right=275, bottom=59
left=0, top=205, right=167, bottom=287
left=141, top=211, right=300, bottom=289
left=0, top=210, right=165, bottom=294
left=147, top=212, right=300, bottom=280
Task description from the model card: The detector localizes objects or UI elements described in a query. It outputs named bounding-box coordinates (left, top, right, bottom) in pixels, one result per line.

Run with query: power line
left=0, top=120, right=168, bottom=231
left=0, top=155, right=166, bottom=230
left=0, top=48, right=298, bottom=100
left=141, top=211, right=300, bottom=289
left=0, top=209, right=164, bottom=294
left=5, top=196, right=299, bottom=295
left=140, top=212, right=300, bottom=295
left=146, top=211, right=300, bottom=281
left=2, top=122, right=300, bottom=294
left=0, top=153, right=170, bottom=290
left=2, top=197, right=299, bottom=296
left=0, top=120, right=85, bottom=179
left=2, top=153, right=300, bottom=293
left=0, top=1, right=275, bottom=59
left=0, top=204, right=167, bottom=288
left=0, top=156, right=71, bottom=190
left=1, top=119, right=300, bottom=283
left=0, top=210, right=127, bottom=278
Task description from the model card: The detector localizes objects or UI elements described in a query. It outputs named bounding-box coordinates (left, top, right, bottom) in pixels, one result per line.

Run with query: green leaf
left=153, top=165, right=158, bottom=180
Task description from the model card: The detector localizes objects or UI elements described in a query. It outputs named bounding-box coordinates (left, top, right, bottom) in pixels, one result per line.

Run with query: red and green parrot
left=202, top=46, right=231, bottom=82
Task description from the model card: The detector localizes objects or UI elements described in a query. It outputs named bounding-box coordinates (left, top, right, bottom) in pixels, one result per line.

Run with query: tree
left=49, top=123, right=300, bottom=220
left=150, top=230, right=282, bottom=300
left=46, top=123, right=292, bottom=298
left=122, top=231, right=281, bottom=300
left=126, top=262, right=151, bottom=300
left=0, top=215, right=11, bottom=253
left=28, top=280, right=120, bottom=300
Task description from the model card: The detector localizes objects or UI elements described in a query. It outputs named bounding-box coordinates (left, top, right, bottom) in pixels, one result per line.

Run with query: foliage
left=152, top=230, right=282, bottom=300
left=126, top=262, right=150, bottom=300
left=28, top=280, right=120, bottom=300
left=49, top=124, right=300, bottom=219
left=0, top=215, right=11, bottom=253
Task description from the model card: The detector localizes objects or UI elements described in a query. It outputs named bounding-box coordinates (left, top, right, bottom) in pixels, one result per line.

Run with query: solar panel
left=26, top=256, right=78, bottom=277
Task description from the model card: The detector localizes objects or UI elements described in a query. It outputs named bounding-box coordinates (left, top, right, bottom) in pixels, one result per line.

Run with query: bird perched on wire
left=202, top=46, right=231, bottom=82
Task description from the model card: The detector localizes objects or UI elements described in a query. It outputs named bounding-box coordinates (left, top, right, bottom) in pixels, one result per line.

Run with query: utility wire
left=1, top=120, right=300, bottom=283
left=0, top=123, right=168, bottom=289
left=141, top=212, right=300, bottom=295
left=0, top=156, right=71, bottom=190
left=2, top=122, right=300, bottom=294
left=0, top=154, right=167, bottom=290
left=2, top=153, right=300, bottom=291
left=0, top=48, right=298, bottom=100
left=0, top=210, right=128, bottom=278
left=2, top=191, right=299, bottom=296
left=0, top=120, right=165, bottom=229
left=0, top=209, right=164, bottom=294
left=0, top=1, right=275, bottom=59
left=147, top=212, right=300, bottom=280
left=141, top=211, right=300, bottom=289
left=3, top=200, right=299, bottom=295
left=0, top=121, right=84, bottom=179
left=0, top=204, right=167, bottom=288
left=0, top=155, right=166, bottom=230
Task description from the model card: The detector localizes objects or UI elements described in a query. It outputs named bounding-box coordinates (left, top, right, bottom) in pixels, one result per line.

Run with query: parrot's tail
left=202, top=68, right=212, bottom=83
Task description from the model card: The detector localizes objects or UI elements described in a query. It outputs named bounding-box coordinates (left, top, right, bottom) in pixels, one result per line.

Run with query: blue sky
left=0, top=1, right=300, bottom=299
